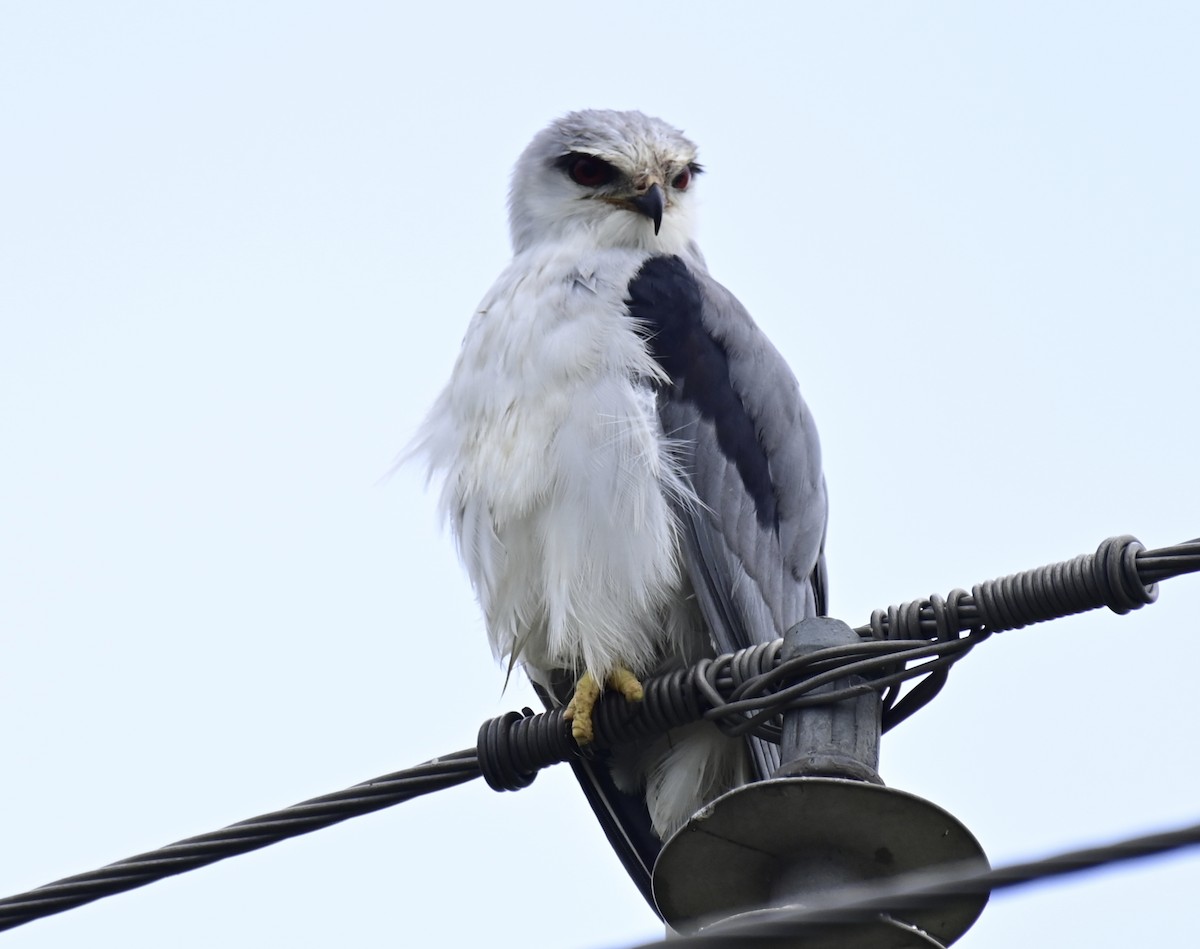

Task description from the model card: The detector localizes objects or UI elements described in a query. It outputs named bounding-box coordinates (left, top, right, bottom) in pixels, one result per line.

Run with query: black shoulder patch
left=626, top=255, right=778, bottom=530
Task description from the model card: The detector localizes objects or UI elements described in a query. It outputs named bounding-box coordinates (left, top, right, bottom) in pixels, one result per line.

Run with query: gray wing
left=626, top=255, right=828, bottom=779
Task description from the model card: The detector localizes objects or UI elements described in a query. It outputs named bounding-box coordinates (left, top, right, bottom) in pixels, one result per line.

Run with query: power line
left=0, top=751, right=479, bottom=931
left=0, top=534, right=1195, bottom=934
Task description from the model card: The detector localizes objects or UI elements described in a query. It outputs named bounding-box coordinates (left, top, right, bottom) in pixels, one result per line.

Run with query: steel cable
left=0, top=752, right=480, bottom=931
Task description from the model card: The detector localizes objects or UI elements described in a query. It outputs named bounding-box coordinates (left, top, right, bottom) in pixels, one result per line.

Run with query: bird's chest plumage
left=424, top=246, right=699, bottom=683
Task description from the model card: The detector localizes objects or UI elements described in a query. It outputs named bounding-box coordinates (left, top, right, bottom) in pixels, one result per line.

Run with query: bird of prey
left=414, top=110, right=826, bottom=900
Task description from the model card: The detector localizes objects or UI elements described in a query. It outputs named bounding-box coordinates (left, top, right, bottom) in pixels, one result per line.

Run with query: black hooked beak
left=630, top=183, right=665, bottom=235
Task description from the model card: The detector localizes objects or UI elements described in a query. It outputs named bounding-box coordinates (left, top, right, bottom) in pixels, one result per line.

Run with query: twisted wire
left=1137, top=537, right=1200, bottom=583
left=0, top=751, right=480, bottom=932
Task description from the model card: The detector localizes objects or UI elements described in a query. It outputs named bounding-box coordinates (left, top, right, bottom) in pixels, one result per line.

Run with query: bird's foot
left=563, top=667, right=645, bottom=745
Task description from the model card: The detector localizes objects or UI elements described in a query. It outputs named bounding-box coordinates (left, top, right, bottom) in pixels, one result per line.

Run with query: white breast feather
left=414, top=241, right=697, bottom=688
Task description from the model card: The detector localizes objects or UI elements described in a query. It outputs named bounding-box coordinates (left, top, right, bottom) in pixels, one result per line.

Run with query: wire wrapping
left=860, top=534, right=1171, bottom=643
left=0, top=534, right=1196, bottom=933
left=856, top=534, right=1172, bottom=727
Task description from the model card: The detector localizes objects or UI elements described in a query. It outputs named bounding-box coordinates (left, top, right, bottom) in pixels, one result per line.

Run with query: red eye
left=568, top=156, right=617, bottom=187
left=672, top=167, right=692, bottom=191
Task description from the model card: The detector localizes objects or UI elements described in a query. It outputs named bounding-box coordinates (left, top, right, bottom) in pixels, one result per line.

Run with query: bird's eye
left=672, top=167, right=692, bottom=191
left=567, top=155, right=617, bottom=188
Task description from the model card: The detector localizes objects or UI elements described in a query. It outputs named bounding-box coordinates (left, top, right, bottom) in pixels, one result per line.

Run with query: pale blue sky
left=2, top=3, right=1198, bottom=947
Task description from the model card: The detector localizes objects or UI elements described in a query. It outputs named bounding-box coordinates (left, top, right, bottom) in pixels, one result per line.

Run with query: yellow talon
left=564, top=671, right=601, bottom=744
left=563, top=667, right=644, bottom=746
left=607, top=667, right=644, bottom=703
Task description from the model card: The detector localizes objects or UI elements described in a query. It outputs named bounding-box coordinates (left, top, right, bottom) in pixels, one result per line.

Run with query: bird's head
left=508, top=110, right=702, bottom=256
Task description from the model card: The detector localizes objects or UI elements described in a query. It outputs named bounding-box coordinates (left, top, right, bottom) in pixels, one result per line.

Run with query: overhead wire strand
left=0, top=751, right=480, bottom=931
